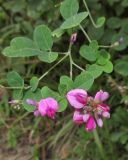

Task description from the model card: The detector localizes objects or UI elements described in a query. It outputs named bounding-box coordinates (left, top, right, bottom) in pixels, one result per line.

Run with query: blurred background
left=0, top=0, right=128, bottom=159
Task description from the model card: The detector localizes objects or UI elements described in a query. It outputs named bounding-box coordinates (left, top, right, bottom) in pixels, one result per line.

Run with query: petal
left=45, top=97, right=59, bottom=111
left=66, top=89, right=87, bottom=109
left=98, top=103, right=110, bottom=112
left=96, top=118, right=103, bottom=127
left=38, top=99, right=48, bottom=116
left=95, top=90, right=109, bottom=102
left=73, top=111, right=84, bottom=124
left=26, top=99, right=37, bottom=106
left=83, top=113, right=90, bottom=122
left=85, top=115, right=96, bottom=132
left=34, top=110, right=40, bottom=117
left=102, top=112, right=110, bottom=118
left=47, top=108, right=56, bottom=119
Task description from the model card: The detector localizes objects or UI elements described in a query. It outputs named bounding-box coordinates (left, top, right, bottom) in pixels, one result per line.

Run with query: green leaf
left=86, top=64, right=103, bottom=79
left=89, top=40, right=99, bottom=50
left=88, top=25, right=104, bottom=40
left=107, top=17, right=121, bottom=29
left=101, top=61, right=113, bottom=73
left=7, top=71, right=24, bottom=87
left=30, top=76, right=39, bottom=92
left=60, top=76, right=73, bottom=90
left=41, top=86, right=60, bottom=100
left=58, top=84, right=67, bottom=96
left=58, top=99, right=68, bottom=112
left=38, top=51, right=58, bottom=63
left=96, top=17, right=106, bottom=28
left=80, top=45, right=97, bottom=61
left=52, top=28, right=64, bottom=38
left=23, top=89, right=42, bottom=112
left=97, top=50, right=110, bottom=65
left=114, top=60, right=128, bottom=76
left=58, top=75, right=73, bottom=95
left=60, top=0, right=79, bottom=19
left=60, top=12, right=88, bottom=29
left=74, top=71, right=94, bottom=90
left=3, top=37, right=41, bottom=57
left=13, top=89, right=23, bottom=100
left=34, top=25, right=53, bottom=51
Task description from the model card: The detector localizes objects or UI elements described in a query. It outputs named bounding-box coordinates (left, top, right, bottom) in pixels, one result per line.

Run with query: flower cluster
left=26, top=97, right=59, bottom=119
left=66, top=89, right=110, bottom=132
left=26, top=89, right=110, bottom=132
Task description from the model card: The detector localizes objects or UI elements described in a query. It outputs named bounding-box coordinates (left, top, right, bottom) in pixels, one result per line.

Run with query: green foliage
left=86, top=64, right=103, bottom=78
left=114, top=59, right=128, bottom=76
left=80, top=40, right=99, bottom=62
left=60, top=12, right=88, bottom=29
left=58, top=75, right=73, bottom=95
left=7, top=71, right=24, bottom=87
left=38, top=51, right=58, bottom=63
left=96, top=17, right=106, bottom=28
left=3, top=37, right=40, bottom=57
left=74, top=71, right=94, bottom=90
left=60, top=0, right=79, bottom=19
left=30, top=76, right=39, bottom=92
left=34, top=25, right=53, bottom=51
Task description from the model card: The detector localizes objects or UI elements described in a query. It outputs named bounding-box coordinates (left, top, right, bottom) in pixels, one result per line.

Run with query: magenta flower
left=26, top=97, right=59, bottom=119
left=38, top=98, right=59, bottom=119
left=66, top=89, right=87, bottom=109
left=67, top=89, right=110, bottom=132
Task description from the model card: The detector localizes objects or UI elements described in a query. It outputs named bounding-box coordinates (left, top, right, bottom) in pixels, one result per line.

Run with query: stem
left=79, top=25, right=91, bottom=42
left=99, top=45, right=113, bottom=48
left=68, top=43, right=73, bottom=79
left=73, top=62, right=85, bottom=71
left=93, top=129, right=107, bottom=160
left=0, top=84, right=28, bottom=90
left=38, top=53, right=68, bottom=81
left=69, top=54, right=73, bottom=79
left=83, top=0, right=99, bottom=28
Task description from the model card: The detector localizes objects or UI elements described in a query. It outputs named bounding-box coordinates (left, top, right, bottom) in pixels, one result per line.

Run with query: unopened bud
left=26, top=99, right=37, bottom=106
left=70, top=33, right=77, bottom=44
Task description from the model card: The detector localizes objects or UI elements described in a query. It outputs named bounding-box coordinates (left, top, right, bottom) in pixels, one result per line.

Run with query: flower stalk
left=93, top=129, right=108, bottom=160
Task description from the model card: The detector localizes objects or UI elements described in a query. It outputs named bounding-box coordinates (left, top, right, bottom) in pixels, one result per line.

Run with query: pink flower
left=73, top=110, right=84, bottom=124
left=67, top=89, right=110, bottom=132
left=66, top=89, right=87, bottom=109
left=26, top=97, right=59, bottom=119
left=38, top=98, right=59, bottom=119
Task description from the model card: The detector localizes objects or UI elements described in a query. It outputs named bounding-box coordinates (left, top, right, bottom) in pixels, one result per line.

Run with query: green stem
left=73, top=62, right=85, bottom=71
left=83, top=0, right=99, bottom=28
left=99, top=45, right=113, bottom=48
left=69, top=53, right=73, bottom=79
left=93, top=129, right=107, bottom=160
left=68, top=43, right=73, bottom=79
left=0, top=85, right=26, bottom=90
left=38, top=53, right=68, bottom=81
left=79, top=24, right=91, bottom=42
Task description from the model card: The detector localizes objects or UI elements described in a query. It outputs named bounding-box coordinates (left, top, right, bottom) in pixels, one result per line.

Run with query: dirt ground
left=0, top=133, right=32, bottom=160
